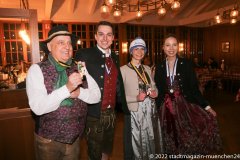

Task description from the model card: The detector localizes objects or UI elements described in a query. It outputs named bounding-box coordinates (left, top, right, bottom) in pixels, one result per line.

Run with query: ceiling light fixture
left=100, top=0, right=181, bottom=20
left=113, top=8, right=122, bottom=17
left=214, top=1, right=239, bottom=25
left=100, top=2, right=110, bottom=14
left=136, top=0, right=142, bottom=18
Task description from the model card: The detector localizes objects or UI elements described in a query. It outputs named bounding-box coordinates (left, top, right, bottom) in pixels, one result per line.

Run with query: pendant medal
left=146, top=84, right=152, bottom=95
left=167, top=58, right=178, bottom=95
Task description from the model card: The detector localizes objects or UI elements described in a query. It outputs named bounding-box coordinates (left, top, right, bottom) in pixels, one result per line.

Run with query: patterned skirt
left=131, top=98, right=163, bottom=159
left=159, top=93, right=222, bottom=155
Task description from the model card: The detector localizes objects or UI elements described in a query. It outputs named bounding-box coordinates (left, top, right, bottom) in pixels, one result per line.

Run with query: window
left=89, top=24, right=96, bottom=48
left=3, top=23, right=28, bottom=65
left=71, top=24, right=87, bottom=50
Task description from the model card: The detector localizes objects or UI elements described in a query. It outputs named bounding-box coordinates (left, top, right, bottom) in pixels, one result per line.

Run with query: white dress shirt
left=26, top=64, right=101, bottom=115
left=97, top=45, right=111, bottom=57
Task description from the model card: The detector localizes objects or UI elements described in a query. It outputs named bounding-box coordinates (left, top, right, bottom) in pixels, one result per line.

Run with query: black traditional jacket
left=75, top=46, right=130, bottom=118
left=154, top=57, right=209, bottom=109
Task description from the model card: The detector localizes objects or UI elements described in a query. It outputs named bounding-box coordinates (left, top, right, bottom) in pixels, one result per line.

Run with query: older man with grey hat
left=26, top=25, right=100, bottom=160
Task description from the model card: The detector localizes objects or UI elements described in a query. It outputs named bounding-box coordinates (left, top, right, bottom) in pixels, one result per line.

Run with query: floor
left=206, top=90, right=240, bottom=154
left=79, top=89, right=240, bottom=159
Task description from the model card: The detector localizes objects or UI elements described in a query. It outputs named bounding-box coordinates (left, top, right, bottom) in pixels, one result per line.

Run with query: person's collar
left=97, top=45, right=111, bottom=57
left=50, top=53, right=73, bottom=68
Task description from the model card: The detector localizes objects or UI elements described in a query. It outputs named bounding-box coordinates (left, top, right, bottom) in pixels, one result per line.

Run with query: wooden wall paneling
left=203, top=23, right=240, bottom=67
left=204, top=27, right=217, bottom=64
left=230, top=24, right=240, bottom=66
left=0, top=108, right=35, bottom=160
left=234, top=24, right=240, bottom=67
left=219, top=26, right=231, bottom=65
left=0, top=89, right=29, bottom=109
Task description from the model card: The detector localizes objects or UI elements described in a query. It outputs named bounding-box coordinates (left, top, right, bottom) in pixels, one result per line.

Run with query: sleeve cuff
left=55, top=85, right=71, bottom=99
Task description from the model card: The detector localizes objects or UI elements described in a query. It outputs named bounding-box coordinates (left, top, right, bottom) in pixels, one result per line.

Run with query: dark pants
left=34, top=133, right=79, bottom=160
left=85, top=109, right=116, bottom=160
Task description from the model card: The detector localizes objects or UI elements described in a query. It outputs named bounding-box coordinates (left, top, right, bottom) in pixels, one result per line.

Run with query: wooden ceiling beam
left=45, top=0, right=54, bottom=19
left=179, top=4, right=234, bottom=25
left=67, top=0, right=76, bottom=13
left=88, top=0, right=98, bottom=15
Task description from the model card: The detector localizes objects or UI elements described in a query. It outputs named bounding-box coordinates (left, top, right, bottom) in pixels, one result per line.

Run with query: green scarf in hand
left=48, top=54, right=73, bottom=107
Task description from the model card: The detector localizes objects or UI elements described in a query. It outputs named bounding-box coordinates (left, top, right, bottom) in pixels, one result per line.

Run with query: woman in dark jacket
left=154, top=34, right=222, bottom=155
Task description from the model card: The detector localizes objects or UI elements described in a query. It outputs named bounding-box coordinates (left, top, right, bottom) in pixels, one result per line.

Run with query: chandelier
left=214, top=2, right=239, bottom=25
left=100, top=0, right=181, bottom=19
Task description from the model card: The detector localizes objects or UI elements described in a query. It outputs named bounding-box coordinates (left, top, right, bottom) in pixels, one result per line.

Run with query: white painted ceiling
left=0, top=0, right=238, bottom=27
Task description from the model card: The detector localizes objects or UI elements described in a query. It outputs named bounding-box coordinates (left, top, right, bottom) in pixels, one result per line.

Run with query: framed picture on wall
left=222, top=42, right=230, bottom=53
